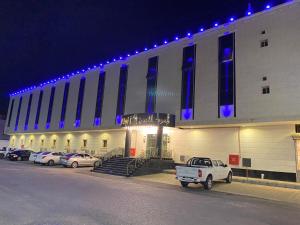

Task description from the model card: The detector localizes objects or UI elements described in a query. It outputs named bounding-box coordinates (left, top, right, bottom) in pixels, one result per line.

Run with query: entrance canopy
left=121, top=113, right=175, bottom=127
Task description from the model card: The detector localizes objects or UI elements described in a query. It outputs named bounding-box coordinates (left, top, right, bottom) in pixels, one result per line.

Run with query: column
left=156, top=126, right=163, bottom=159
left=124, top=129, right=131, bottom=157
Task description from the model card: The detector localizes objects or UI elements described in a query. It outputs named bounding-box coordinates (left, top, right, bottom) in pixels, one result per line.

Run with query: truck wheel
left=204, top=175, right=213, bottom=190
left=226, top=172, right=232, bottom=183
left=180, top=181, right=189, bottom=188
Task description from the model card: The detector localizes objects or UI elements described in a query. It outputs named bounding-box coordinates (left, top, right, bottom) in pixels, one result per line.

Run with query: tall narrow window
left=94, top=71, right=106, bottom=126
left=75, top=77, right=86, bottom=127
left=35, top=90, right=44, bottom=129
left=60, top=82, right=70, bottom=128
left=7, top=99, right=15, bottom=128
left=181, top=44, right=196, bottom=120
left=24, top=94, right=33, bottom=130
left=115, top=65, right=128, bottom=125
left=46, top=86, right=56, bottom=129
left=145, top=56, right=158, bottom=114
left=218, top=33, right=236, bottom=118
left=14, top=97, right=23, bottom=131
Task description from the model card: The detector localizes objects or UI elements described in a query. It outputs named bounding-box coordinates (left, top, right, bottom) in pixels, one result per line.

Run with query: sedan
left=7, top=150, right=33, bottom=161
left=29, top=151, right=43, bottom=163
left=35, top=152, right=64, bottom=166
left=60, top=153, right=100, bottom=168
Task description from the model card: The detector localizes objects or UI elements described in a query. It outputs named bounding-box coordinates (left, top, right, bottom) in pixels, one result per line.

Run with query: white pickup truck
left=176, top=157, right=232, bottom=190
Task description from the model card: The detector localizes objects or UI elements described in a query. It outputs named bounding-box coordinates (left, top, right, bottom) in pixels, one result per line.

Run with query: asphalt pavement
left=0, top=160, right=299, bottom=225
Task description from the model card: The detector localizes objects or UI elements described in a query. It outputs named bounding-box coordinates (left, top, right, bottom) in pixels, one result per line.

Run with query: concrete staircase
left=93, top=157, right=175, bottom=177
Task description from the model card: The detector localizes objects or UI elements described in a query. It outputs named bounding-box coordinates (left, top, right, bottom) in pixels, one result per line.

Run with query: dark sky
left=0, top=0, right=286, bottom=116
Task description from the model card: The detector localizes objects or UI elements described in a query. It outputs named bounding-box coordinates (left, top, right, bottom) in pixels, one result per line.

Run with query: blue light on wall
left=116, top=115, right=122, bottom=125
left=94, top=117, right=101, bottom=126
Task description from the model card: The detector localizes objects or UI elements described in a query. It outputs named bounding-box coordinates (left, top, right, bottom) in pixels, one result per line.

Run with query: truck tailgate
left=176, top=166, right=199, bottom=178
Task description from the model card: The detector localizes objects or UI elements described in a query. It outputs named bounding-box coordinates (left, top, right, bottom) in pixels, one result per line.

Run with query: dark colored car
left=7, top=150, right=33, bottom=161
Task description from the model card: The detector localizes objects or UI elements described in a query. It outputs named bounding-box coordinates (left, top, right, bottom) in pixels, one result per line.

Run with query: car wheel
left=94, top=161, right=100, bottom=168
left=226, top=172, right=233, bottom=183
left=17, top=156, right=22, bottom=161
left=48, top=160, right=55, bottom=166
left=180, top=181, right=189, bottom=188
left=71, top=161, right=78, bottom=168
left=204, top=175, right=213, bottom=190
left=0, top=153, right=4, bottom=159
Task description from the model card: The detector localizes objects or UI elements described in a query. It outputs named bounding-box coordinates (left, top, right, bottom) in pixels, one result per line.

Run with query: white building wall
left=50, top=81, right=65, bottom=131
left=64, top=75, right=81, bottom=130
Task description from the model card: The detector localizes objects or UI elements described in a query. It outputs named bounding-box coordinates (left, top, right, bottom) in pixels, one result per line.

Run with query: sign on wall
left=229, top=154, right=240, bottom=165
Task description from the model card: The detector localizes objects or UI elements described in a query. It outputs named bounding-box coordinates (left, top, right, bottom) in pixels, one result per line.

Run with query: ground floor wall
left=8, top=124, right=299, bottom=181
left=8, top=131, right=125, bottom=156
left=0, top=140, right=9, bottom=149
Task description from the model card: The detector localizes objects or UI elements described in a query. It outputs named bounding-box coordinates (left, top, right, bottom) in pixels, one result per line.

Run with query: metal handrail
left=126, top=157, right=147, bottom=176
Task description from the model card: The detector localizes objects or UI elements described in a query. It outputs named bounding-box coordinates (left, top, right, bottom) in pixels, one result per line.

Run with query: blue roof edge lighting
left=9, top=1, right=294, bottom=97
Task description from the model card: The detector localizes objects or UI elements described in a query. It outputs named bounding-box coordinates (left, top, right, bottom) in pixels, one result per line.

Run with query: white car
left=60, top=153, right=100, bottom=168
left=35, top=152, right=64, bottom=166
left=29, top=151, right=43, bottom=163
left=0, top=148, right=16, bottom=159
left=176, top=157, right=232, bottom=190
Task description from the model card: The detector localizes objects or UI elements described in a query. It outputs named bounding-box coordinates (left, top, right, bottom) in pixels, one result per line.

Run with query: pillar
left=156, top=126, right=163, bottom=159
left=124, top=129, right=131, bottom=157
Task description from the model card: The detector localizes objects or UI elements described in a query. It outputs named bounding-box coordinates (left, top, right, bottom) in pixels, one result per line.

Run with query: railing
left=94, top=147, right=125, bottom=169
left=126, top=158, right=148, bottom=176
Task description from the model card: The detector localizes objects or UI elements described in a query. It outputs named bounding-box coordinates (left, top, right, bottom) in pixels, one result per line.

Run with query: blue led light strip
left=9, top=1, right=292, bottom=97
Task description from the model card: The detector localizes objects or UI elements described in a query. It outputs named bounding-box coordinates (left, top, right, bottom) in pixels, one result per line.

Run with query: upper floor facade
left=5, top=1, right=300, bottom=134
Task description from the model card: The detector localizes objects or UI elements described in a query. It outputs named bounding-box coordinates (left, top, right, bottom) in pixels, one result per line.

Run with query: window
left=24, top=94, right=33, bottom=130
left=116, top=65, right=128, bottom=125
left=75, top=77, right=86, bottom=127
left=145, top=56, right=159, bottom=114
left=94, top=71, right=106, bottom=126
left=260, top=39, right=269, bottom=47
left=67, top=139, right=70, bottom=147
left=83, top=139, right=87, bottom=148
left=35, top=90, right=44, bottom=129
left=218, top=33, right=236, bottom=118
left=41, top=139, right=44, bottom=147
left=262, top=76, right=267, bottom=81
left=7, top=99, right=15, bottom=128
left=46, top=87, right=56, bottom=129
left=14, top=97, right=23, bottom=131
left=53, top=139, right=56, bottom=147
left=181, top=45, right=196, bottom=120
left=261, top=30, right=266, bottom=35
left=262, top=86, right=270, bottom=94
left=102, top=139, right=108, bottom=148
left=60, top=82, right=70, bottom=129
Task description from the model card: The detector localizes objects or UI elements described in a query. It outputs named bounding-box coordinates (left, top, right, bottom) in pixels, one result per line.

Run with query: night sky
left=0, top=0, right=286, bottom=116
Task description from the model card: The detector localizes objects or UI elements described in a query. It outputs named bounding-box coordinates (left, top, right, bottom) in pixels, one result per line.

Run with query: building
left=4, top=1, right=300, bottom=181
left=0, top=115, right=9, bottom=149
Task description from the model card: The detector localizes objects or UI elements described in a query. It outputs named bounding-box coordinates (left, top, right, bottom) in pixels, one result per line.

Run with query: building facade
left=5, top=1, right=300, bottom=181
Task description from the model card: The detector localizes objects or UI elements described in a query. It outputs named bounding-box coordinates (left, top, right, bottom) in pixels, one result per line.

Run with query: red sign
left=130, top=148, right=136, bottom=157
left=229, top=154, right=240, bottom=165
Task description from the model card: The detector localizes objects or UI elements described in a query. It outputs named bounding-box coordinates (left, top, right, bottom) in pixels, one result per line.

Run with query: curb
left=162, top=169, right=300, bottom=190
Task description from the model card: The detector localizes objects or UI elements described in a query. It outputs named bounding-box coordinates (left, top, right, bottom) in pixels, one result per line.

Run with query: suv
left=7, top=150, right=33, bottom=161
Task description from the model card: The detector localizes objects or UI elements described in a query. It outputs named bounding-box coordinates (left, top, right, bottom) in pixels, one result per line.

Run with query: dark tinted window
left=181, top=45, right=196, bottom=120
left=75, top=77, right=86, bottom=127
left=115, top=65, right=128, bottom=125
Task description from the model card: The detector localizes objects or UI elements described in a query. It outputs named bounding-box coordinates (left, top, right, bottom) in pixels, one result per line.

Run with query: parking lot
left=0, top=159, right=300, bottom=225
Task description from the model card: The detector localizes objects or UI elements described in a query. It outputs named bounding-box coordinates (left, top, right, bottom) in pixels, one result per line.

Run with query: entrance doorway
left=146, top=134, right=171, bottom=159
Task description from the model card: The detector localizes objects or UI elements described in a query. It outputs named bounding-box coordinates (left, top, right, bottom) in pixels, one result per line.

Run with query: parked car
left=0, top=147, right=7, bottom=159
left=35, top=152, right=64, bottom=166
left=7, top=150, right=33, bottom=161
left=176, top=157, right=232, bottom=190
left=29, top=151, right=43, bottom=163
left=60, top=153, right=100, bottom=168
left=0, top=148, right=16, bottom=159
